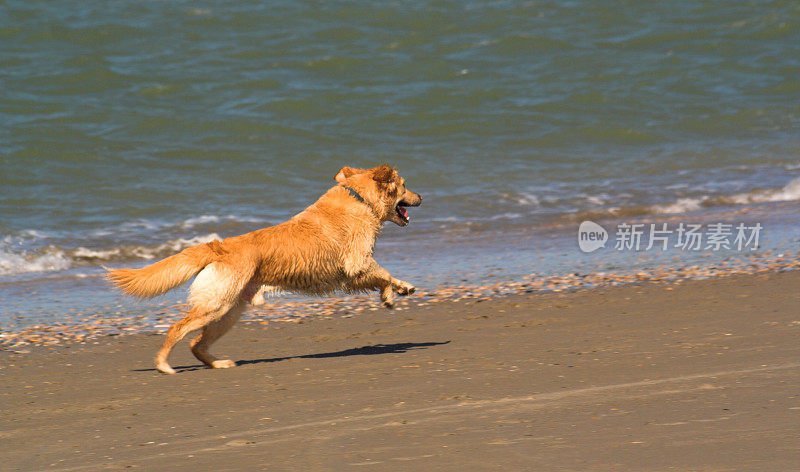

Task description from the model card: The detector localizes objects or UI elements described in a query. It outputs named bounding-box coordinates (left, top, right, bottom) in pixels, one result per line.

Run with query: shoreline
left=2, top=270, right=797, bottom=471
left=2, top=252, right=798, bottom=350
left=2, top=197, right=798, bottom=344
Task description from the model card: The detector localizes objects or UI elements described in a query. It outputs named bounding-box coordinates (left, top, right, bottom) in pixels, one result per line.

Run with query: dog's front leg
left=350, top=260, right=412, bottom=309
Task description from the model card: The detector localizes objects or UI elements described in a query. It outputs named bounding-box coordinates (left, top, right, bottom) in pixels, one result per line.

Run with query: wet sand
left=2, top=271, right=798, bottom=471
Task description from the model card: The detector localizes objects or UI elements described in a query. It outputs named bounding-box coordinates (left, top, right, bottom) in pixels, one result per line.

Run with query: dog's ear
left=372, top=164, right=396, bottom=184
left=334, top=166, right=365, bottom=183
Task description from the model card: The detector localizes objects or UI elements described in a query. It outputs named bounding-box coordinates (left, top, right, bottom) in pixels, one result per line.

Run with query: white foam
left=130, top=233, right=222, bottom=260
left=728, top=176, right=800, bottom=204
left=166, top=233, right=222, bottom=250
left=585, top=195, right=606, bottom=206
left=0, top=233, right=223, bottom=276
left=488, top=212, right=523, bottom=220
left=503, top=191, right=540, bottom=206
left=181, top=214, right=264, bottom=228
left=0, top=230, right=69, bottom=275
left=181, top=215, right=222, bottom=227
left=429, top=216, right=459, bottom=223
left=646, top=177, right=800, bottom=216
left=119, top=219, right=162, bottom=231
left=651, top=197, right=705, bottom=215
left=516, top=193, right=540, bottom=206
left=73, top=247, right=122, bottom=260
left=19, top=229, right=50, bottom=240
left=665, top=183, right=689, bottom=190
left=2, top=229, right=50, bottom=246
left=0, top=248, right=71, bottom=276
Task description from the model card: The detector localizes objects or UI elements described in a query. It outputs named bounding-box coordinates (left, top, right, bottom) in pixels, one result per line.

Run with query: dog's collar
left=341, top=185, right=378, bottom=218
left=342, top=185, right=367, bottom=205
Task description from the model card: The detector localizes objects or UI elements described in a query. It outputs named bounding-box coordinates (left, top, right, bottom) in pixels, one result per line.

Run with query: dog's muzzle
left=395, top=192, right=422, bottom=225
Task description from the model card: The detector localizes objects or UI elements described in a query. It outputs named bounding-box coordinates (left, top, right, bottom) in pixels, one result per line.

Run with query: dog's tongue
left=398, top=206, right=408, bottom=219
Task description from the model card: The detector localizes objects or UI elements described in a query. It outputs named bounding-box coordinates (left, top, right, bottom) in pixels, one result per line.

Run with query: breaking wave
left=651, top=176, right=800, bottom=215
left=0, top=233, right=221, bottom=276
left=573, top=177, right=800, bottom=220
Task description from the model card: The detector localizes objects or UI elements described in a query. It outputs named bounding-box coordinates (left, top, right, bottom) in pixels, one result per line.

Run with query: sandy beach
left=3, top=2, right=798, bottom=470
left=1, top=270, right=797, bottom=471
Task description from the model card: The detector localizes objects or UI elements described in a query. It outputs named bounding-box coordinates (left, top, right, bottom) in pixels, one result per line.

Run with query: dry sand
left=1, top=271, right=798, bottom=471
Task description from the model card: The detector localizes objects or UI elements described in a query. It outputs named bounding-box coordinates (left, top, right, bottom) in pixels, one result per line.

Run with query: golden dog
left=108, top=165, right=422, bottom=374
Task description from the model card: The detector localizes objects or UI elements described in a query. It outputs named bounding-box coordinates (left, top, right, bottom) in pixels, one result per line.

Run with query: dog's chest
left=341, top=230, right=376, bottom=274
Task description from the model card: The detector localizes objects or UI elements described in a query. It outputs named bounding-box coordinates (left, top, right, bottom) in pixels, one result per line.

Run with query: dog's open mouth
left=395, top=202, right=410, bottom=224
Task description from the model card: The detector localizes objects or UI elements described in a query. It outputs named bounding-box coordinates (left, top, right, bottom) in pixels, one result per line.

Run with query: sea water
left=1, top=1, right=798, bottom=331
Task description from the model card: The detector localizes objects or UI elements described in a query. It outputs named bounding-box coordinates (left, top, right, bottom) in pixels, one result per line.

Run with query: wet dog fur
left=107, top=165, right=422, bottom=374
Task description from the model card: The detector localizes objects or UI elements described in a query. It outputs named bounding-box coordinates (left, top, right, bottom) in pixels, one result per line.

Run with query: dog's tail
left=106, top=242, right=222, bottom=299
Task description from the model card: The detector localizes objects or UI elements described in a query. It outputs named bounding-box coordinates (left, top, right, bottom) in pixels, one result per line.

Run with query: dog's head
left=334, top=165, right=422, bottom=226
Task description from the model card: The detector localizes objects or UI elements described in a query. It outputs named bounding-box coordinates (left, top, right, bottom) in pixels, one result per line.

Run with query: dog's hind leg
left=155, top=262, right=252, bottom=374
left=155, top=308, right=217, bottom=374
left=190, top=302, right=246, bottom=369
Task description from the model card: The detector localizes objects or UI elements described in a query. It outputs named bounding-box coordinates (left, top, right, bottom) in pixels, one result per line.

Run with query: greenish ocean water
left=1, top=1, right=798, bottom=329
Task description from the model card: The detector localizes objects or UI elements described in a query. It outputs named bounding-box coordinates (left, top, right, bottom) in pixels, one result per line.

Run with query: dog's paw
left=250, top=291, right=266, bottom=306
left=393, top=280, right=416, bottom=296
left=211, top=359, right=237, bottom=369
left=156, top=362, right=177, bottom=375
left=383, top=299, right=396, bottom=309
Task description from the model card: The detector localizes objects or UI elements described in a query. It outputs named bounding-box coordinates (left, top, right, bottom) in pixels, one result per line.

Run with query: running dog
left=108, top=165, right=422, bottom=374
